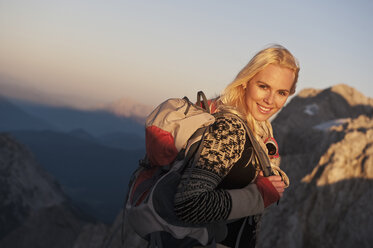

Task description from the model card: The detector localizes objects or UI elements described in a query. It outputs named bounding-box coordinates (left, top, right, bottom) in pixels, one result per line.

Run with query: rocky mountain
left=257, top=84, right=373, bottom=248
left=0, top=133, right=109, bottom=248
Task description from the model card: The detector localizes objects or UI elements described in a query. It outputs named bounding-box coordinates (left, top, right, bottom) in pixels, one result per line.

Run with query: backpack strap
left=150, top=232, right=164, bottom=248
left=196, top=91, right=210, bottom=113
left=243, top=123, right=274, bottom=177
left=182, top=96, right=192, bottom=115
left=182, top=127, right=208, bottom=166
left=235, top=217, right=248, bottom=248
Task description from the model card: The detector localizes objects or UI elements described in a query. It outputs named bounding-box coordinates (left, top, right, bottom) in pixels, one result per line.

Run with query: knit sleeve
left=173, top=114, right=247, bottom=224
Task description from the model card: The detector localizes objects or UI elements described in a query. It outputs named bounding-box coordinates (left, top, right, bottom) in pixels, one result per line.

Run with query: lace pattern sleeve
left=174, top=114, right=246, bottom=224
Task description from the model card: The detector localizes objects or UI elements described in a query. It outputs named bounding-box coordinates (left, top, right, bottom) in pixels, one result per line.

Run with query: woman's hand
left=255, top=171, right=285, bottom=207
left=260, top=171, right=285, bottom=197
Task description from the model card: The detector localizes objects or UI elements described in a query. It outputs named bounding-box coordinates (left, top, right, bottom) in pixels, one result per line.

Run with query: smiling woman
left=172, top=44, right=299, bottom=248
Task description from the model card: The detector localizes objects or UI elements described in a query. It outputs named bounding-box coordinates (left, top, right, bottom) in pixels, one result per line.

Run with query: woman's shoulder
left=206, top=112, right=248, bottom=153
left=196, top=111, right=249, bottom=177
left=212, top=112, right=247, bottom=133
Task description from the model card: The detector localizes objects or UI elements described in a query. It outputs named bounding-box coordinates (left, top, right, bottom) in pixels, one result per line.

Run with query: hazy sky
left=1, top=0, right=372, bottom=108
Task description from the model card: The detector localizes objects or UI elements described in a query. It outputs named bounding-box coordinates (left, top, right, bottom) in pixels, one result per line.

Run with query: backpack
left=122, top=91, right=275, bottom=248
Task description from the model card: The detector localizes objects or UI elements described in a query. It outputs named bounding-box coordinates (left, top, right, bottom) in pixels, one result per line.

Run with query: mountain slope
left=0, top=133, right=108, bottom=248
left=0, top=133, right=66, bottom=239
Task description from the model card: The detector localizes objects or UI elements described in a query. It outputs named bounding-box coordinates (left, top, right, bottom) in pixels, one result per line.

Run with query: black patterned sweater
left=173, top=114, right=259, bottom=224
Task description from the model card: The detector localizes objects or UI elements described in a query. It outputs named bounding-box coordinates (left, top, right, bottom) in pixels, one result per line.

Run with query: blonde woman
left=174, top=44, right=299, bottom=248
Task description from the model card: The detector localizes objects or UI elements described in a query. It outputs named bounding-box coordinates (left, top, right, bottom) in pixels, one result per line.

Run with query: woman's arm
left=174, top=115, right=265, bottom=224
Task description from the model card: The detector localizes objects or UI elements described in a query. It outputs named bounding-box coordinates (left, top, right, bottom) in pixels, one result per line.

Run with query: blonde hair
left=217, top=44, right=300, bottom=136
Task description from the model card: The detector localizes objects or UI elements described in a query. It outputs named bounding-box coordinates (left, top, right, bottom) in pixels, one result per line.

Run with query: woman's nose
left=263, top=92, right=274, bottom=105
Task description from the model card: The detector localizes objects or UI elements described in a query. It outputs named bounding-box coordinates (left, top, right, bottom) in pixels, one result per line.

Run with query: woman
left=174, top=44, right=299, bottom=247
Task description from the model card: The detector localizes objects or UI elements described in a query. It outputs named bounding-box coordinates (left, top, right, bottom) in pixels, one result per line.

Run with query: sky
left=0, top=0, right=372, bottom=108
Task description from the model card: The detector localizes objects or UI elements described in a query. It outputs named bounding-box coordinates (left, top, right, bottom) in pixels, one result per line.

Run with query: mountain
left=0, top=93, right=146, bottom=222
left=9, top=129, right=144, bottom=223
left=97, top=131, right=145, bottom=150
left=272, top=83, right=373, bottom=155
left=0, top=133, right=65, bottom=239
left=101, top=97, right=154, bottom=123
left=0, top=96, right=55, bottom=131
left=257, top=84, right=373, bottom=248
left=0, top=133, right=108, bottom=248
left=1, top=85, right=147, bottom=148
left=14, top=100, right=145, bottom=137
left=0, top=80, right=68, bottom=107
left=0, top=93, right=145, bottom=150
left=0, top=79, right=152, bottom=139
left=0, top=82, right=150, bottom=138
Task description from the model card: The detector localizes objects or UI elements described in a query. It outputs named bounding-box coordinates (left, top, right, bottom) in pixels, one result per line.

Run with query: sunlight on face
left=245, top=64, right=295, bottom=121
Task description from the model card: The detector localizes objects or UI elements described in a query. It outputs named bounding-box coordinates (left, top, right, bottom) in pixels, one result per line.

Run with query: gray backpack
left=122, top=91, right=273, bottom=248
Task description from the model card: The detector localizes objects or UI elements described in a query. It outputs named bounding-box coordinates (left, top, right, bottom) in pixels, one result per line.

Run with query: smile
left=257, top=104, right=272, bottom=114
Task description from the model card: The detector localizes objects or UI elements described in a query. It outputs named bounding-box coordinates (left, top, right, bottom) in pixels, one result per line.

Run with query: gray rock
left=0, top=133, right=109, bottom=248
left=0, top=133, right=66, bottom=239
left=257, top=85, right=373, bottom=248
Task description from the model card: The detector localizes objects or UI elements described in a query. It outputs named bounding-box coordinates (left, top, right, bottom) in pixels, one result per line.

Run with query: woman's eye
left=279, top=91, right=288, bottom=97
left=259, top=84, right=267, bottom=89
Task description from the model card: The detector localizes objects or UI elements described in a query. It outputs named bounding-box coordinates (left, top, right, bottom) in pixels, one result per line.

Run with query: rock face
left=0, top=133, right=65, bottom=239
left=0, top=134, right=109, bottom=248
left=257, top=84, right=373, bottom=248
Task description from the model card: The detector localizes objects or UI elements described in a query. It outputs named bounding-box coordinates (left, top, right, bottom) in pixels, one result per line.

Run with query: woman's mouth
left=257, top=104, right=272, bottom=114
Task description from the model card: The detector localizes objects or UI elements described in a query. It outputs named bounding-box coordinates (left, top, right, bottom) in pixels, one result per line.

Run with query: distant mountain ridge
left=13, top=99, right=145, bottom=137
left=0, top=96, right=55, bottom=131
left=99, top=97, right=154, bottom=123
left=0, top=80, right=68, bottom=107
left=0, top=92, right=146, bottom=222
left=0, top=80, right=154, bottom=123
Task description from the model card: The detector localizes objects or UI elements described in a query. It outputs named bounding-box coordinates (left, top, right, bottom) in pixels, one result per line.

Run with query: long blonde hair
left=217, top=44, right=300, bottom=136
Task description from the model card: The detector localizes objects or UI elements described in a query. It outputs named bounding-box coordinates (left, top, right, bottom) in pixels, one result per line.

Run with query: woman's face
left=245, top=64, right=295, bottom=121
